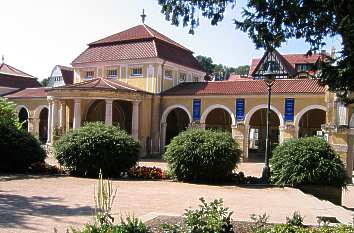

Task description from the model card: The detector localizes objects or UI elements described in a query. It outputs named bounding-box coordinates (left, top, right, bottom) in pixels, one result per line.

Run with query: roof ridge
left=143, top=24, right=155, bottom=37
left=0, top=63, right=35, bottom=78
left=104, top=78, right=138, bottom=92
left=101, top=78, right=118, bottom=90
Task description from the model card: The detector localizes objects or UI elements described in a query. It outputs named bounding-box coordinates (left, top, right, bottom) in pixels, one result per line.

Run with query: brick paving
left=1, top=173, right=353, bottom=233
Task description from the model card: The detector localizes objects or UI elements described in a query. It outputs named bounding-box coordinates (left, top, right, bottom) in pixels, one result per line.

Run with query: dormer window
left=107, top=69, right=117, bottom=78
left=164, top=70, right=173, bottom=79
left=297, top=64, right=312, bottom=72
left=85, top=71, right=94, bottom=79
left=179, top=73, right=186, bottom=83
left=131, top=68, right=143, bottom=77
left=193, top=76, right=199, bottom=82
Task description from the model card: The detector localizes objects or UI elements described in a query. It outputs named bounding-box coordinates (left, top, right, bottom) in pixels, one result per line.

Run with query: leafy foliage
left=54, top=122, right=139, bottom=177
left=158, top=0, right=354, bottom=103
left=163, top=128, right=240, bottom=182
left=286, top=211, right=304, bottom=227
left=196, top=55, right=249, bottom=80
left=253, top=224, right=354, bottom=233
left=270, top=137, right=348, bottom=187
left=70, top=216, right=152, bottom=233
left=0, top=97, right=19, bottom=127
left=0, top=123, right=46, bottom=172
left=185, top=198, right=234, bottom=233
left=250, top=213, right=269, bottom=232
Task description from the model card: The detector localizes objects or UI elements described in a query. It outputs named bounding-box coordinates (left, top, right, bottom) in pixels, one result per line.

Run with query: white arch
left=161, top=104, right=192, bottom=124
left=34, top=105, right=49, bottom=118
left=200, top=104, right=236, bottom=126
left=245, top=104, right=284, bottom=127
left=294, top=104, right=327, bottom=128
left=16, top=105, right=30, bottom=118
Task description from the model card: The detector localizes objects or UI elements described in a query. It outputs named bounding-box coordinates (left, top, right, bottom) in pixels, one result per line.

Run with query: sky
left=0, top=0, right=341, bottom=80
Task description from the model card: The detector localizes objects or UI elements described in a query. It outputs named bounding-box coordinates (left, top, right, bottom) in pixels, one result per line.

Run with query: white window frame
left=107, top=69, right=118, bottom=79
left=131, top=68, right=143, bottom=77
left=164, top=70, right=173, bottom=80
left=85, top=71, right=94, bottom=79
left=179, top=73, right=186, bottom=83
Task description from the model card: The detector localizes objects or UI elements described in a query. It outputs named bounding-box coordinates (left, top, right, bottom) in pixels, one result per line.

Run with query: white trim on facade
left=244, top=104, right=284, bottom=127
left=161, top=104, right=193, bottom=124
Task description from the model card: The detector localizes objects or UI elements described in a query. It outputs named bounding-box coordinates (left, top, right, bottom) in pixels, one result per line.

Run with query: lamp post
left=261, top=61, right=276, bottom=183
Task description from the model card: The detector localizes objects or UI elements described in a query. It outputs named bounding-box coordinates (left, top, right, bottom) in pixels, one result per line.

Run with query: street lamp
left=261, top=60, right=276, bottom=183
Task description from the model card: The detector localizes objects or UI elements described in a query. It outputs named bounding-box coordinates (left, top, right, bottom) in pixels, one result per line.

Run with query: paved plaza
left=0, top=168, right=353, bottom=233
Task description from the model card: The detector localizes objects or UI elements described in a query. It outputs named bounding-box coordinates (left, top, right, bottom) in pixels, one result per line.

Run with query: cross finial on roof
left=1, top=55, right=4, bottom=64
left=141, top=9, right=147, bottom=24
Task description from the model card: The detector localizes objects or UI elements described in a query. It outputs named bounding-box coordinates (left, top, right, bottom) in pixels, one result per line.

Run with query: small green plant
left=162, top=223, right=183, bottom=233
left=286, top=211, right=304, bottom=227
left=94, top=170, right=117, bottom=225
left=250, top=213, right=269, bottom=231
left=118, top=216, right=152, bottom=233
left=184, top=197, right=234, bottom=233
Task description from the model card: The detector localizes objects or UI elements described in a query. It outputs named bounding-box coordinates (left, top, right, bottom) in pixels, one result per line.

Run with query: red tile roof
left=0, top=63, right=41, bottom=89
left=58, top=65, right=74, bottom=85
left=89, top=24, right=190, bottom=51
left=73, top=40, right=157, bottom=64
left=4, top=87, right=48, bottom=99
left=0, top=63, right=34, bottom=78
left=50, top=77, right=147, bottom=93
left=163, top=79, right=325, bottom=96
left=249, top=53, right=323, bottom=75
left=72, top=25, right=204, bottom=72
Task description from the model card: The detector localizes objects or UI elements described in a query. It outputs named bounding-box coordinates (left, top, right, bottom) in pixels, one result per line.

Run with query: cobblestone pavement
left=1, top=174, right=353, bottom=233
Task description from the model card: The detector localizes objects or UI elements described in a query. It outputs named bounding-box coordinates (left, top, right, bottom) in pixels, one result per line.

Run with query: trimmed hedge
left=0, top=124, right=46, bottom=172
left=270, top=137, right=347, bottom=187
left=54, top=122, right=139, bottom=177
left=163, top=128, right=241, bottom=182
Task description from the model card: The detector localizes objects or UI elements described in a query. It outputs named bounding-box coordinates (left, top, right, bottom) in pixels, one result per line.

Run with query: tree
left=196, top=55, right=215, bottom=75
left=40, top=78, right=48, bottom=87
left=158, top=0, right=354, bottom=103
left=0, top=97, right=18, bottom=127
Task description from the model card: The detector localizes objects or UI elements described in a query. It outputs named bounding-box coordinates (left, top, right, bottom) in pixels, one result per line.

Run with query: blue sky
left=0, top=0, right=341, bottom=80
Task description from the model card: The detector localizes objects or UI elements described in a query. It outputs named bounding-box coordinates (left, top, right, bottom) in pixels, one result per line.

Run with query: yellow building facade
left=4, top=24, right=354, bottom=180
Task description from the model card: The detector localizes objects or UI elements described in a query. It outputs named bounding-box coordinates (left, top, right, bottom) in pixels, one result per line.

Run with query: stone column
left=243, top=125, right=250, bottom=161
left=73, top=99, right=81, bottom=129
left=160, top=122, right=167, bottom=152
left=47, top=100, right=53, bottom=144
left=59, top=101, right=66, bottom=131
left=347, top=129, right=354, bottom=183
left=51, top=100, right=59, bottom=142
left=105, top=99, right=113, bottom=126
left=132, top=101, right=140, bottom=140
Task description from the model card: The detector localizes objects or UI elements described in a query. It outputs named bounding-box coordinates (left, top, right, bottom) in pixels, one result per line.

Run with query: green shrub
left=270, top=137, right=347, bottom=187
left=286, top=211, right=304, bottom=227
left=54, top=122, right=139, bottom=177
left=184, top=198, right=234, bottom=233
left=0, top=124, right=46, bottom=172
left=70, top=217, right=151, bottom=233
left=253, top=224, right=354, bottom=233
left=163, top=129, right=241, bottom=182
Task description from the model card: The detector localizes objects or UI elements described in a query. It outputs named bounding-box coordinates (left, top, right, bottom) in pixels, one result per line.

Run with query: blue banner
left=193, top=99, right=201, bottom=121
left=236, top=99, right=245, bottom=121
left=284, top=98, right=295, bottom=121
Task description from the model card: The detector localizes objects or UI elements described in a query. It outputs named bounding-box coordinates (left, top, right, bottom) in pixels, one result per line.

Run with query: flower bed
left=128, top=166, right=166, bottom=180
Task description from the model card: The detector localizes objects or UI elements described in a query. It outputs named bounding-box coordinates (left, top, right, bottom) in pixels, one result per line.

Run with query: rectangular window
left=192, top=76, right=199, bottom=82
left=179, top=73, right=186, bottom=83
left=164, top=70, right=173, bottom=79
left=131, top=68, right=143, bottom=77
left=107, top=69, right=117, bottom=78
left=85, top=71, right=94, bottom=79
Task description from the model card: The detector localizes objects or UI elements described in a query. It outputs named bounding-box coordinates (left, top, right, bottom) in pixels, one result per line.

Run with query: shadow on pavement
left=0, top=191, right=94, bottom=230
left=0, top=174, right=65, bottom=182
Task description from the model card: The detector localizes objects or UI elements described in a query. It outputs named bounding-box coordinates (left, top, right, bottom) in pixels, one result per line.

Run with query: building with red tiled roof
left=0, top=62, right=41, bottom=96
left=4, top=24, right=353, bottom=177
